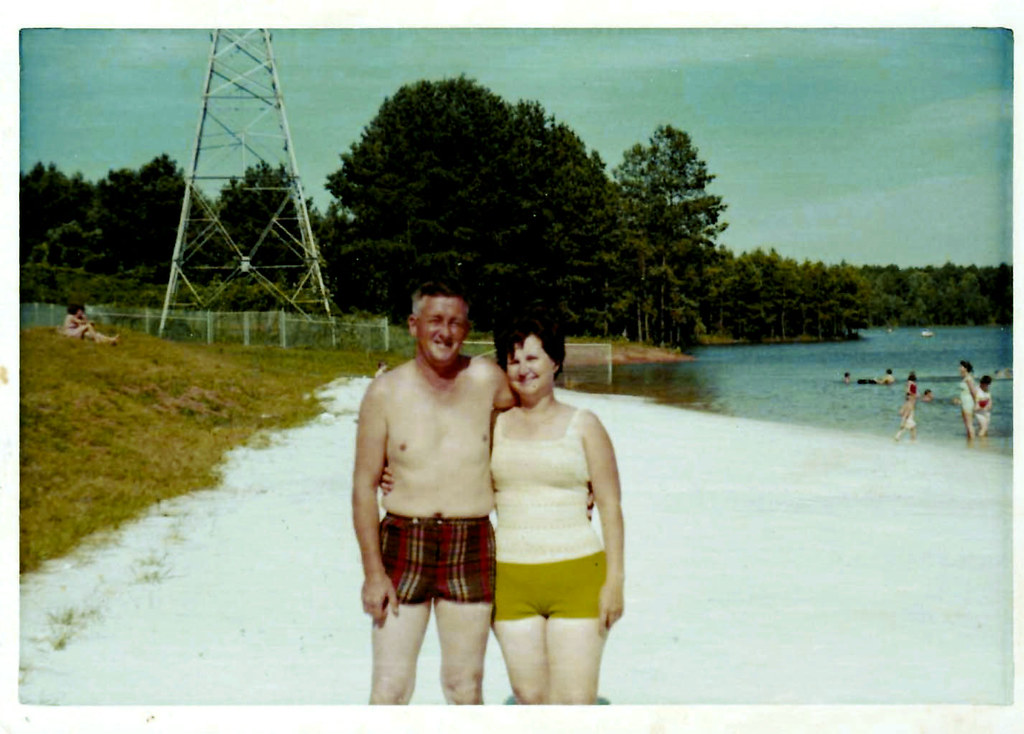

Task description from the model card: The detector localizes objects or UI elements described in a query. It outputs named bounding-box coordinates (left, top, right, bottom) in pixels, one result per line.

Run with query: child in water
left=894, top=372, right=918, bottom=442
left=894, top=396, right=917, bottom=442
left=904, top=371, right=918, bottom=399
left=974, top=375, right=993, bottom=438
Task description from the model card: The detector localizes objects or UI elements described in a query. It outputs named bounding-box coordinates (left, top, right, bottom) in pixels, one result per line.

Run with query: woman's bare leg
left=546, top=617, right=606, bottom=704
left=493, top=616, right=549, bottom=704
left=961, top=410, right=976, bottom=441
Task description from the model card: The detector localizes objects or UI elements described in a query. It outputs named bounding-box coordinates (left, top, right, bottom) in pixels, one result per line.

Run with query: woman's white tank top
left=490, top=408, right=603, bottom=564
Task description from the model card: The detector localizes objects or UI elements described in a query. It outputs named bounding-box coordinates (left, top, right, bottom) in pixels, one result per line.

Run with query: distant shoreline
left=611, top=343, right=695, bottom=364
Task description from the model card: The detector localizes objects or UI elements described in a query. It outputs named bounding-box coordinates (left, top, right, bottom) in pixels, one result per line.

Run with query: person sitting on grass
left=61, top=304, right=119, bottom=346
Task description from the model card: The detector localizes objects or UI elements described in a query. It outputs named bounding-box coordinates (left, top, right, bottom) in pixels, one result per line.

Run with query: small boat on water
left=921, top=329, right=935, bottom=338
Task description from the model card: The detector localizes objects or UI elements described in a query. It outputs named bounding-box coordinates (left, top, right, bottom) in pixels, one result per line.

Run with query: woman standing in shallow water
left=957, top=360, right=978, bottom=442
left=490, top=312, right=625, bottom=705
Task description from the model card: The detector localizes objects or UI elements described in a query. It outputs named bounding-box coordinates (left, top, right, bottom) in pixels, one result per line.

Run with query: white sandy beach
left=9, top=376, right=1021, bottom=732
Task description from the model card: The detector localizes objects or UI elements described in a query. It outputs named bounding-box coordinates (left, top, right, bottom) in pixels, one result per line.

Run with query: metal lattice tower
left=159, top=29, right=331, bottom=335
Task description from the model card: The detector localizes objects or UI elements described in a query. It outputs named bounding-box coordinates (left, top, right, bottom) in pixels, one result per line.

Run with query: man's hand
left=362, top=572, right=399, bottom=627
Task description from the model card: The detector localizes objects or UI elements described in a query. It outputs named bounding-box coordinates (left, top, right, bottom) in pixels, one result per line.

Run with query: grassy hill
left=19, top=328, right=388, bottom=573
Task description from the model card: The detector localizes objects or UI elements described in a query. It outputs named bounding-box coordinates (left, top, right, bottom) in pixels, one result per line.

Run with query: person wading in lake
left=857, top=368, right=895, bottom=385
left=894, top=372, right=918, bottom=443
left=956, top=360, right=978, bottom=443
left=974, top=375, right=993, bottom=438
left=351, top=281, right=514, bottom=704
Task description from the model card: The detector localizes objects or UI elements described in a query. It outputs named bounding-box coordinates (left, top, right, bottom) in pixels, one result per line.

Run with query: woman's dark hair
left=494, top=309, right=566, bottom=377
left=908, top=371, right=917, bottom=381
left=960, top=360, right=974, bottom=373
left=67, top=303, right=83, bottom=315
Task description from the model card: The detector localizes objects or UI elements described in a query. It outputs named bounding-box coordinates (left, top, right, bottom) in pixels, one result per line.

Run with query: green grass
left=19, top=327, right=389, bottom=574
left=45, top=606, right=100, bottom=650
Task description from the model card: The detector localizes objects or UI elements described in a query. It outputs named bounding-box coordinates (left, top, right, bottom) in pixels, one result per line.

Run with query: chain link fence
left=20, top=303, right=390, bottom=352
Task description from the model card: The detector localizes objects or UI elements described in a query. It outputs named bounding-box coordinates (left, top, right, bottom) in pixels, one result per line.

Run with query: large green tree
left=612, top=125, right=728, bottom=346
left=89, top=154, right=185, bottom=277
left=20, top=162, right=96, bottom=267
left=323, top=76, right=619, bottom=329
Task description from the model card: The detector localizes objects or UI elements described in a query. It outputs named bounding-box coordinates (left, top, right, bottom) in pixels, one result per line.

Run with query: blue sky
left=19, top=27, right=1014, bottom=267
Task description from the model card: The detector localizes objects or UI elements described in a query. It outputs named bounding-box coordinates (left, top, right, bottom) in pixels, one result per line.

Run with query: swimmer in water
left=857, top=368, right=895, bottom=385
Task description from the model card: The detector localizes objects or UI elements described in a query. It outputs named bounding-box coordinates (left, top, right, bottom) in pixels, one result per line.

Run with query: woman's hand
left=598, top=578, right=624, bottom=632
left=379, top=463, right=395, bottom=494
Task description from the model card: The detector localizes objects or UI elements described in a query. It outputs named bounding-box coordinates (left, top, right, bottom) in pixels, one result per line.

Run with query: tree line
left=20, top=76, right=1012, bottom=346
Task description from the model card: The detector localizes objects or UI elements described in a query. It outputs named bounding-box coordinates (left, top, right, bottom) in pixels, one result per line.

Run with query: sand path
left=12, top=376, right=1018, bottom=730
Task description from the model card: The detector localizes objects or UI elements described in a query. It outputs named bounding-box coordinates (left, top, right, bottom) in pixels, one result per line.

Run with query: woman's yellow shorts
left=493, top=551, right=606, bottom=621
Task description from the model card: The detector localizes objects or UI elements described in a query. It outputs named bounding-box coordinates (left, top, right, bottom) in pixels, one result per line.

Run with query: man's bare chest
left=386, top=388, right=492, bottom=458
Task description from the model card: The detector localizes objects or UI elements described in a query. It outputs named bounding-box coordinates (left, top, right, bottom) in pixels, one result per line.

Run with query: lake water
left=572, top=326, right=1013, bottom=455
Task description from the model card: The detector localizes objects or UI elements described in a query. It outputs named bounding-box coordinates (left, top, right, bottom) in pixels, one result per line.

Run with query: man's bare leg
left=434, top=599, right=492, bottom=704
left=370, top=602, right=431, bottom=704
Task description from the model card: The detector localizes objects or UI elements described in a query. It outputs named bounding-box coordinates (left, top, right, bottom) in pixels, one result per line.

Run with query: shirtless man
left=352, top=282, right=514, bottom=704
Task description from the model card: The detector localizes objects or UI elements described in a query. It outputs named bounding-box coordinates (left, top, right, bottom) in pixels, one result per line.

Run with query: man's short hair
left=494, top=308, right=566, bottom=378
left=411, top=281, right=467, bottom=315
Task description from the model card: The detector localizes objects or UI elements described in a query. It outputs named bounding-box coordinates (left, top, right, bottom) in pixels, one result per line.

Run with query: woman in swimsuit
left=61, top=304, right=119, bottom=345
left=490, top=311, right=625, bottom=704
left=958, top=360, right=977, bottom=441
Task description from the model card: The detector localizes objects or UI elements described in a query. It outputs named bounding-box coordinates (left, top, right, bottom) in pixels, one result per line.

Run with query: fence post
left=279, top=310, right=287, bottom=348
left=243, top=311, right=250, bottom=346
left=382, top=317, right=389, bottom=352
left=207, top=311, right=214, bottom=345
